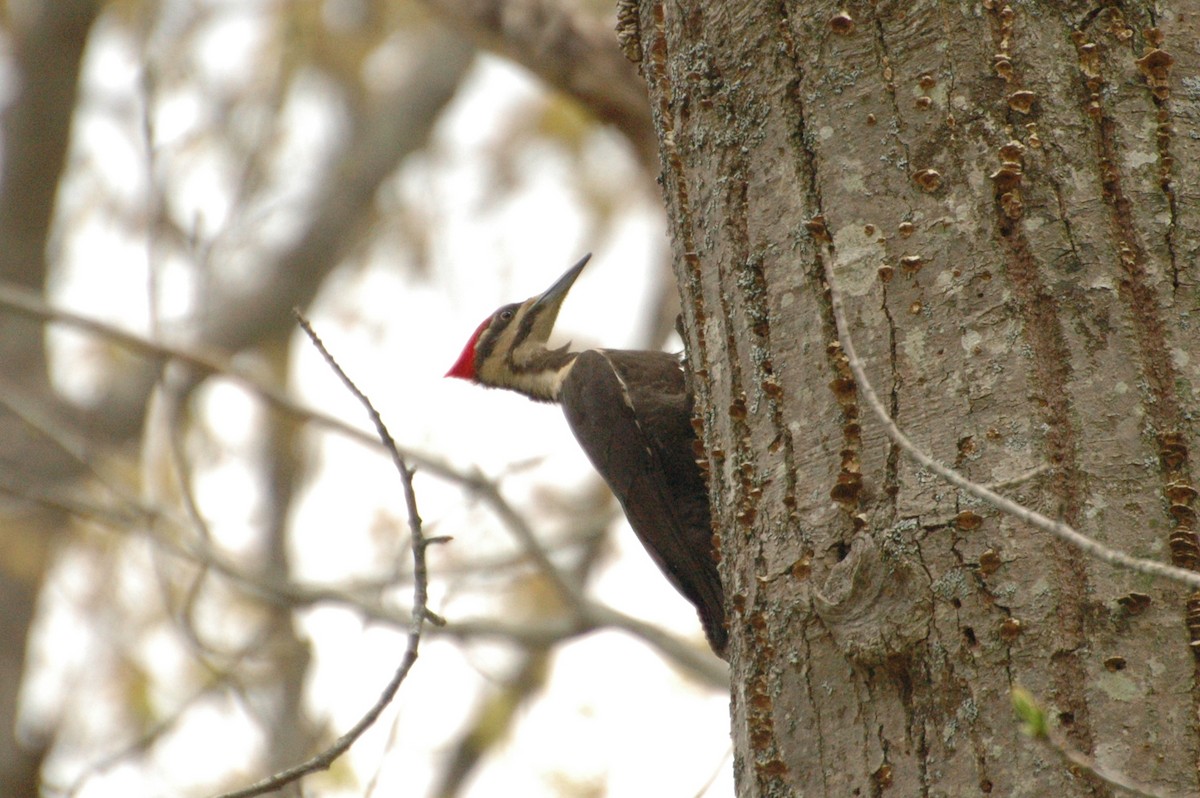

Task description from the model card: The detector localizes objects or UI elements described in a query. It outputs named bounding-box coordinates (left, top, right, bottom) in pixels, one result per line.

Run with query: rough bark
left=631, top=0, right=1200, bottom=795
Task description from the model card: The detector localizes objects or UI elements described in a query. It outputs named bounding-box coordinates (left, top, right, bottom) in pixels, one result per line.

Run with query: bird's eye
left=499, top=309, right=514, bottom=322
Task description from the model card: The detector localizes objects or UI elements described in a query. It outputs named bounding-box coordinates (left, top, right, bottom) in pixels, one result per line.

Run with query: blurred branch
left=0, top=280, right=445, bottom=469
left=59, top=676, right=237, bottom=798
left=422, top=0, right=657, bottom=168
left=8, top=22, right=475, bottom=456
left=0, top=385, right=129, bottom=504
left=0, top=285, right=728, bottom=687
left=0, top=3, right=101, bottom=795
left=430, top=651, right=550, bottom=798
left=196, top=29, right=474, bottom=355
left=429, top=491, right=607, bottom=798
left=465, top=466, right=592, bottom=610
left=4, top=473, right=727, bottom=691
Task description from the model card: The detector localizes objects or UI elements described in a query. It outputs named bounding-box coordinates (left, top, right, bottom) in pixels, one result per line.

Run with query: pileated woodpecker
left=446, top=255, right=726, bottom=656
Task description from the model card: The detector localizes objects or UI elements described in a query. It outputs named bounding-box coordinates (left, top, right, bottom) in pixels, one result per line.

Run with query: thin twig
left=0, top=280, right=436, bottom=468
left=0, top=286, right=727, bottom=685
left=0, top=281, right=597, bottom=599
left=59, top=676, right=235, bottom=798
left=1012, top=686, right=1178, bottom=798
left=1044, top=730, right=1175, bottom=798
left=0, top=385, right=121, bottom=495
left=980, top=463, right=1050, bottom=492
left=823, top=262, right=1200, bottom=590
left=211, top=313, right=445, bottom=798
left=149, top=376, right=231, bottom=667
left=465, top=468, right=590, bottom=609
left=691, top=745, right=732, bottom=798
left=4, top=473, right=729, bottom=690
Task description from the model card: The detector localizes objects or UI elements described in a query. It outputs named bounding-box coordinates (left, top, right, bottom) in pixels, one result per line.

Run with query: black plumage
left=560, top=349, right=726, bottom=655
left=447, top=255, right=726, bottom=656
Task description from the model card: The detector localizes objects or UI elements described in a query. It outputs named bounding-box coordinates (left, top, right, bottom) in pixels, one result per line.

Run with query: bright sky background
left=19, top=4, right=733, bottom=796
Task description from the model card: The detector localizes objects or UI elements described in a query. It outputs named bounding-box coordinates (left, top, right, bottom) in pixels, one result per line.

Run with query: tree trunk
left=0, top=3, right=98, bottom=794
left=630, top=0, right=1200, bottom=794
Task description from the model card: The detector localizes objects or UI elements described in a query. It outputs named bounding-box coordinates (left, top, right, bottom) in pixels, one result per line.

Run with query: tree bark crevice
left=646, top=0, right=1200, bottom=794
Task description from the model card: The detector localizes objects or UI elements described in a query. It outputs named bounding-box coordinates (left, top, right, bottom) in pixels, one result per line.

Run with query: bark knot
left=813, top=534, right=931, bottom=666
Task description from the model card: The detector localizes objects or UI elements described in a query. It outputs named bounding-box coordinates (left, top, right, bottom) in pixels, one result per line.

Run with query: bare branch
left=1012, top=686, right=1178, bottom=798
left=823, top=260, right=1200, bottom=590
left=463, top=466, right=593, bottom=609
left=0, top=289, right=728, bottom=690
left=1, top=467, right=729, bottom=692
left=1041, top=730, right=1174, bottom=798
left=0, top=281, right=471, bottom=478
left=211, top=313, right=443, bottom=798
left=422, top=0, right=656, bottom=168
left=198, top=29, right=474, bottom=355
left=59, top=677, right=236, bottom=798
left=980, top=464, right=1050, bottom=492
left=0, top=285, right=659, bottom=616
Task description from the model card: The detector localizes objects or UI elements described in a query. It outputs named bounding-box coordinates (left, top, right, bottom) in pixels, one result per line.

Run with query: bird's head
left=445, top=253, right=591, bottom=401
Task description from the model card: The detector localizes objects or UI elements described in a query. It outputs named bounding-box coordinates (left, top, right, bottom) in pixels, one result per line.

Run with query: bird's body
left=561, top=349, right=724, bottom=653
left=447, top=256, right=726, bottom=656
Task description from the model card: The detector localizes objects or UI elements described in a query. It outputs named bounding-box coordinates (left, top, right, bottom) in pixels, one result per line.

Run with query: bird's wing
left=560, top=349, right=725, bottom=654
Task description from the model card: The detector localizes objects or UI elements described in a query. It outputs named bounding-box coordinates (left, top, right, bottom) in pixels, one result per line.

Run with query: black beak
left=530, top=253, right=591, bottom=314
